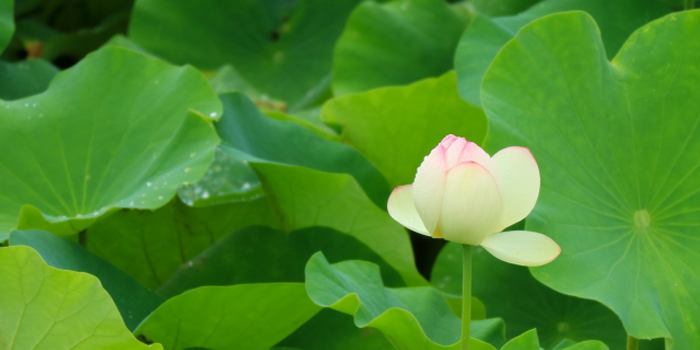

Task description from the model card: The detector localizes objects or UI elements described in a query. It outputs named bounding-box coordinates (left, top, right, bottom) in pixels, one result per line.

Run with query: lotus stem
left=461, top=244, right=472, bottom=350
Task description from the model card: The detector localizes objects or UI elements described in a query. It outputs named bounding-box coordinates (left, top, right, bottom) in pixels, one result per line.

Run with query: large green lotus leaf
left=481, top=10, right=700, bottom=348
left=332, top=0, right=468, bottom=96
left=158, top=225, right=402, bottom=298
left=322, top=71, right=486, bottom=187
left=135, top=283, right=320, bottom=350
left=187, top=92, right=390, bottom=207
left=0, top=246, right=162, bottom=349
left=9, top=229, right=163, bottom=331
left=501, top=330, right=608, bottom=350
left=431, top=243, right=626, bottom=348
left=306, top=252, right=504, bottom=349
left=87, top=197, right=278, bottom=290
left=455, top=0, right=669, bottom=106
left=129, top=0, right=361, bottom=111
left=0, top=59, right=58, bottom=100
left=0, top=46, right=221, bottom=239
left=276, top=309, right=393, bottom=349
left=252, top=162, right=424, bottom=286
left=0, top=0, right=12, bottom=53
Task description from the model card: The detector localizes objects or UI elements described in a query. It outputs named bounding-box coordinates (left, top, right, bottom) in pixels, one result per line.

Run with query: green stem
left=627, top=335, right=639, bottom=350
left=685, top=0, right=694, bottom=10
left=461, top=244, right=472, bottom=350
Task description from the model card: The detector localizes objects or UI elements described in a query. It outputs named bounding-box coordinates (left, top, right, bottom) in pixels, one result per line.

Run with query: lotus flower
left=387, top=135, right=560, bottom=266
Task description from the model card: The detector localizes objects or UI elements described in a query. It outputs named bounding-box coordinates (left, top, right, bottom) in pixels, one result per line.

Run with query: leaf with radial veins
left=129, top=0, right=361, bottom=111
left=0, top=0, right=12, bottom=53
left=332, top=0, right=468, bottom=95
left=9, top=230, right=163, bottom=331
left=305, top=252, right=506, bottom=349
left=481, top=10, right=700, bottom=348
left=135, top=283, right=319, bottom=350
left=322, top=72, right=486, bottom=188
left=0, top=246, right=162, bottom=349
left=455, top=0, right=669, bottom=106
left=0, top=46, right=221, bottom=239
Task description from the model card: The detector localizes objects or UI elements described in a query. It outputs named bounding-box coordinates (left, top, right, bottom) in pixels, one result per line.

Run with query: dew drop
left=184, top=167, right=191, bottom=173
left=209, top=112, right=217, bottom=117
left=147, top=182, right=152, bottom=187
left=201, top=191, right=210, bottom=199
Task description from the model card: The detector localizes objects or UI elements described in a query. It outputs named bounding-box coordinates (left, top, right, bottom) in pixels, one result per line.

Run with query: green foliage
left=87, top=198, right=277, bottom=290
left=1, top=1, right=697, bottom=348
left=481, top=10, right=700, bottom=348
left=158, top=225, right=402, bottom=298
left=129, top=0, right=362, bottom=111
left=332, top=0, right=469, bottom=95
left=305, top=252, right=505, bottom=349
left=323, top=71, right=487, bottom=187
left=455, top=0, right=669, bottom=106
left=0, top=246, right=161, bottom=349
left=0, top=0, right=13, bottom=53
left=9, top=229, right=163, bottom=331
left=0, top=46, right=221, bottom=239
left=432, top=243, right=626, bottom=348
left=0, top=59, right=57, bottom=100
left=135, top=283, right=320, bottom=350
left=253, top=162, right=424, bottom=286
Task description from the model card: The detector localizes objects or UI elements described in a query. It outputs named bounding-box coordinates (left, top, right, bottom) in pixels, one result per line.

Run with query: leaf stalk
left=461, top=244, right=472, bottom=350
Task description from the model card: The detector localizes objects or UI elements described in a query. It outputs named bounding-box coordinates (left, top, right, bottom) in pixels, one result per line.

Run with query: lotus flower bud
left=387, top=135, right=560, bottom=266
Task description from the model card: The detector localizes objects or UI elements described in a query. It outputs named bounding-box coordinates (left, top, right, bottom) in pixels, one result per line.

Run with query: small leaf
left=9, top=229, right=163, bottom=331
left=136, top=283, right=319, bottom=350
left=305, top=252, right=504, bottom=349
left=0, top=246, right=161, bottom=349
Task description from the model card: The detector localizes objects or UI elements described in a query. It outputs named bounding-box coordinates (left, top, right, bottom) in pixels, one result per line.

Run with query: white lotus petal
left=439, top=162, right=503, bottom=245
left=445, top=137, right=467, bottom=169
left=481, top=230, right=560, bottom=266
left=457, top=141, right=497, bottom=175
left=491, top=147, right=540, bottom=230
left=387, top=185, right=430, bottom=236
left=412, top=139, right=448, bottom=235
